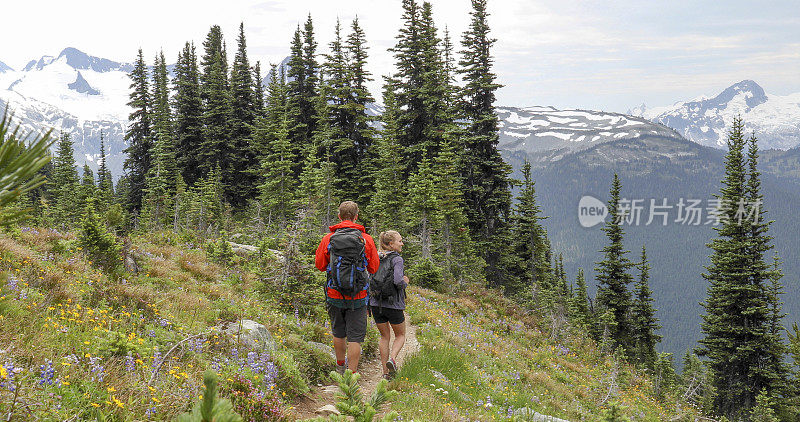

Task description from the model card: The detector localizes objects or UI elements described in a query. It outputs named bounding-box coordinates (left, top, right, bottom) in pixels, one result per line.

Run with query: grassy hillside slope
left=0, top=227, right=696, bottom=421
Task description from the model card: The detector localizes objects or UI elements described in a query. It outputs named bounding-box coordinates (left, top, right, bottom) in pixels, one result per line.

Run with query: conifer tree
left=509, top=161, right=552, bottom=305
left=570, top=269, right=592, bottom=329
left=416, top=2, right=451, bottom=158
left=595, top=174, right=634, bottom=354
left=257, top=111, right=296, bottom=227
left=750, top=390, right=780, bottom=422
left=123, top=48, right=153, bottom=212
left=150, top=51, right=176, bottom=190
left=228, top=22, right=259, bottom=206
left=631, top=245, right=661, bottom=369
left=50, top=132, right=80, bottom=225
left=78, top=164, right=96, bottom=210
left=556, top=254, right=570, bottom=302
left=322, top=20, right=359, bottom=200
left=252, top=61, right=265, bottom=117
left=407, top=156, right=439, bottom=261
left=97, top=132, right=114, bottom=209
left=173, top=42, right=203, bottom=186
left=387, top=0, right=451, bottom=176
left=286, top=24, right=319, bottom=177
left=433, top=137, right=476, bottom=283
left=195, top=164, right=223, bottom=232
left=302, top=15, right=320, bottom=100
left=746, top=136, right=788, bottom=409
left=457, top=0, right=512, bottom=283
left=368, top=85, right=406, bottom=234
left=699, top=117, right=787, bottom=419
left=143, top=51, right=177, bottom=228
left=199, top=25, right=234, bottom=202
left=346, top=18, right=378, bottom=210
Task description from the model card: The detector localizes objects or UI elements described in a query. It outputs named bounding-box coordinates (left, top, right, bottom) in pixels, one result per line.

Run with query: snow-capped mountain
left=497, top=106, right=685, bottom=165
left=0, top=48, right=133, bottom=179
left=630, top=80, right=800, bottom=150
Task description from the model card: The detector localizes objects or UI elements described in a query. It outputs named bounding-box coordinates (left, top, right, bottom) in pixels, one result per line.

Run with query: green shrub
left=97, top=330, right=147, bottom=358
left=78, top=198, right=122, bottom=274
left=50, top=238, right=77, bottom=255
left=299, top=322, right=329, bottom=344
left=407, top=258, right=442, bottom=291
left=283, top=334, right=335, bottom=384
left=272, top=348, right=309, bottom=399
left=104, top=203, right=127, bottom=234
left=207, top=237, right=234, bottom=265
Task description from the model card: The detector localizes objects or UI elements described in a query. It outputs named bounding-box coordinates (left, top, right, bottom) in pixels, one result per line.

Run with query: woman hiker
left=369, top=230, right=409, bottom=379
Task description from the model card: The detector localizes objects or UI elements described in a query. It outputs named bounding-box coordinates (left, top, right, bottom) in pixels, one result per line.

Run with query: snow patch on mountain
left=497, top=107, right=681, bottom=160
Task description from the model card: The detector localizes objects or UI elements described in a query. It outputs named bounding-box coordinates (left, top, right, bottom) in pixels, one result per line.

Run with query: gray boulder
left=227, top=241, right=258, bottom=255
left=219, top=320, right=275, bottom=352
left=316, top=404, right=340, bottom=416
left=226, top=241, right=284, bottom=261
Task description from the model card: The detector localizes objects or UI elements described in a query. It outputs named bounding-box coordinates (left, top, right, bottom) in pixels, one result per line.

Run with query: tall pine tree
left=569, top=269, right=592, bottom=330
left=123, top=49, right=153, bottom=212
left=346, top=18, right=378, bottom=211
left=143, top=51, right=177, bottom=228
left=457, top=0, right=512, bottom=284
left=509, top=161, right=552, bottom=305
left=173, top=42, right=203, bottom=186
left=228, top=22, right=259, bottom=207
left=286, top=22, right=319, bottom=177
left=50, top=132, right=80, bottom=226
left=96, top=131, right=114, bottom=209
left=368, top=84, right=406, bottom=234
left=631, top=245, right=661, bottom=369
left=199, top=25, right=234, bottom=202
left=386, top=0, right=451, bottom=176
left=699, top=117, right=787, bottom=419
left=594, top=173, right=634, bottom=354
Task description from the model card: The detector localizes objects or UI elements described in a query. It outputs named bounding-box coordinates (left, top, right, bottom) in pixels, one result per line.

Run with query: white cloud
left=2, top=0, right=797, bottom=112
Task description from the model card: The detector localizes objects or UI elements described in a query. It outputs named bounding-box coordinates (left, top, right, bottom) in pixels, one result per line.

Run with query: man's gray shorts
left=327, top=303, right=367, bottom=343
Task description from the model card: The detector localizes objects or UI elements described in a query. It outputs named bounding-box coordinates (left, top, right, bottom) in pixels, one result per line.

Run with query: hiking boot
left=386, top=358, right=398, bottom=375
left=382, top=373, right=392, bottom=381
left=335, top=363, right=346, bottom=375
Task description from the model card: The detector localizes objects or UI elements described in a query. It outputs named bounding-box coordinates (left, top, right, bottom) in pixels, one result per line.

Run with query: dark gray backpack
left=370, top=251, right=399, bottom=303
left=326, top=228, right=369, bottom=299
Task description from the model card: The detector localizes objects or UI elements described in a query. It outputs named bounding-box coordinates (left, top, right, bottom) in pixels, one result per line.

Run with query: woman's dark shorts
left=371, top=306, right=405, bottom=325
left=327, top=304, right=367, bottom=343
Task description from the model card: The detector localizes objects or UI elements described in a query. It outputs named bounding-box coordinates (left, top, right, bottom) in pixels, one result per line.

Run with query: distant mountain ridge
left=497, top=106, right=685, bottom=167
left=629, top=80, right=800, bottom=150
left=0, top=47, right=133, bottom=178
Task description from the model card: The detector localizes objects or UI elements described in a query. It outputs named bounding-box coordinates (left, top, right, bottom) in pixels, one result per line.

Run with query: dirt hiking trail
left=292, top=321, right=419, bottom=420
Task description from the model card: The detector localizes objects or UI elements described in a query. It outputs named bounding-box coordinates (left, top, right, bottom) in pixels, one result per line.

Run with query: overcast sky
left=2, top=0, right=798, bottom=112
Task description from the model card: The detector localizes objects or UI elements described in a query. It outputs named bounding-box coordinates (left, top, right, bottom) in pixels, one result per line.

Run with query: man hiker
left=315, top=201, right=379, bottom=374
